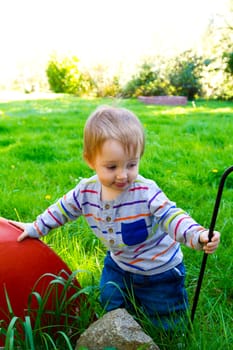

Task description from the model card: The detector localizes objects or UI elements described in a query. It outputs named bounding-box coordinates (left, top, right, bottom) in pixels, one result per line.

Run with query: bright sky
left=0, top=0, right=229, bottom=80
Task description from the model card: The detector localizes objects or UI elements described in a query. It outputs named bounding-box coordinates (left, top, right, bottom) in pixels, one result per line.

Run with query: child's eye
left=106, top=165, right=116, bottom=170
left=128, top=163, right=137, bottom=168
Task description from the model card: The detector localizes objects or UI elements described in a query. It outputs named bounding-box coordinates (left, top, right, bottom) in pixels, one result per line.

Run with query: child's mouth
left=115, top=182, right=127, bottom=188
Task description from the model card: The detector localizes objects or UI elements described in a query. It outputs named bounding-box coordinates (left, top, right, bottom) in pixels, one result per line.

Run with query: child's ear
left=85, top=158, right=95, bottom=170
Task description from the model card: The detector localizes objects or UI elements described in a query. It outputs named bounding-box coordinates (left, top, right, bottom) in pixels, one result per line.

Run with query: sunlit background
left=0, top=0, right=229, bottom=90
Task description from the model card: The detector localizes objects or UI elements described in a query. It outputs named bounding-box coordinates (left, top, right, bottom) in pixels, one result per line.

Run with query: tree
left=221, top=0, right=233, bottom=74
left=200, top=0, right=233, bottom=99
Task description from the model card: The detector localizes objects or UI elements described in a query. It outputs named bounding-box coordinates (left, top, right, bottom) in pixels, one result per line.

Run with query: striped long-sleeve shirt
left=26, top=174, right=204, bottom=275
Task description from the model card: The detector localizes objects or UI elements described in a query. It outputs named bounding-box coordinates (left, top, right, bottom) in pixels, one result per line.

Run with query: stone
left=76, top=308, right=160, bottom=350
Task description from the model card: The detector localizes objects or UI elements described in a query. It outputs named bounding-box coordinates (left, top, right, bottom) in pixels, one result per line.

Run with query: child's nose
left=117, top=168, right=127, bottom=179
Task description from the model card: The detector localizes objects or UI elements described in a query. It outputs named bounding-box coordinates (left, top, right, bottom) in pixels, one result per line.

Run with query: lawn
left=0, top=95, right=232, bottom=349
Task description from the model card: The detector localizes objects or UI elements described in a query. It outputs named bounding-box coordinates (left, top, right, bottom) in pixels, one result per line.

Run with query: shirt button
left=109, top=239, right=115, bottom=245
left=106, top=216, right=111, bottom=222
left=105, top=204, right=110, bottom=210
left=108, top=228, right=113, bottom=233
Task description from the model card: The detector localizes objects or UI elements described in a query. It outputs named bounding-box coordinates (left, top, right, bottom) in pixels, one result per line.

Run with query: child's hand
left=8, top=220, right=30, bottom=242
left=199, top=230, right=220, bottom=254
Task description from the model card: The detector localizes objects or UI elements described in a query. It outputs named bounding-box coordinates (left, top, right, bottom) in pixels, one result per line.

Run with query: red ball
left=0, top=219, right=83, bottom=346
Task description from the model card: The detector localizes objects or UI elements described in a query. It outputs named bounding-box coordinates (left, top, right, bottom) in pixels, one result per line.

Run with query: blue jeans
left=100, top=252, right=188, bottom=330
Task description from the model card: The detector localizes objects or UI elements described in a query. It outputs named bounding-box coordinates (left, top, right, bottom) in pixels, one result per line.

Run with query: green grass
left=1, top=270, right=99, bottom=349
left=0, top=96, right=233, bottom=349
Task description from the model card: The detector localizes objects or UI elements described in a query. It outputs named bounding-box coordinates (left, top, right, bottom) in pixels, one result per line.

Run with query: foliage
left=122, top=60, right=171, bottom=98
left=46, top=55, right=94, bottom=95
left=0, top=270, right=98, bottom=349
left=122, top=52, right=204, bottom=100
left=166, top=50, right=204, bottom=100
left=95, top=75, right=122, bottom=98
left=44, top=15, right=233, bottom=101
left=223, top=51, right=233, bottom=74
left=200, top=0, right=233, bottom=100
left=88, top=63, right=123, bottom=97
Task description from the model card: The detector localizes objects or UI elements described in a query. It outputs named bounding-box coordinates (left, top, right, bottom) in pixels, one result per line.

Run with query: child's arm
left=7, top=184, right=83, bottom=242
left=149, top=183, right=221, bottom=253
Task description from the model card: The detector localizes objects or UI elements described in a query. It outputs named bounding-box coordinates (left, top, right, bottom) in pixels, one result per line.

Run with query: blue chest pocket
left=121, top=219, right=148, bottom=246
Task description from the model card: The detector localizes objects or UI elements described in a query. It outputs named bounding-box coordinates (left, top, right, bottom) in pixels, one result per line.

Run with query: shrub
left=89, top=64, right=122, bottom=97
left=166, top=50, right=203, bottom=100
left=95, top=76, right=122, bottom=98
left=46, top=55, right=93, bottom=95
left=122, top=61, right=171, bottom=97
left=122, top=53, right=204, bottom=100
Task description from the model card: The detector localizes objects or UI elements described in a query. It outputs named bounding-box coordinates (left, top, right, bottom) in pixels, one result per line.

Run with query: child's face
left=89, top=139, right=140, bottom=200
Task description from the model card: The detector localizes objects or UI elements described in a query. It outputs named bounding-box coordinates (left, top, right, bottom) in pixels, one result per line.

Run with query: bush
left=46, top=55, right=93, bottom=95
left=166, top=50, right=203, bottom=100
left=122, top=52, right=204, bottom=100
left=122, top=61, right=171, bottom=97
left=95, top=76, right=122, bottom=98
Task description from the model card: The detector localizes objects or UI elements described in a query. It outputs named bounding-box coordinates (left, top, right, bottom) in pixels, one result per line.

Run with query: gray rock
left=76, top=308, right=160, bottom=350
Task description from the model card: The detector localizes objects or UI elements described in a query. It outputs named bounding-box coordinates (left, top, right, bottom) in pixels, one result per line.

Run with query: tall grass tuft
left=0, top=271, right=99, bottom=349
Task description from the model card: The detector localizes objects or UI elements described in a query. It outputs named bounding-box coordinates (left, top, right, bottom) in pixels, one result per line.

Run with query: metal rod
left=191, top=165, right=233, bottom=323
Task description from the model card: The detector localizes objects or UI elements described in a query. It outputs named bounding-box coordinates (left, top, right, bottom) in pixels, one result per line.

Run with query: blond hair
left=83, top=106, right=145, bottom=164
